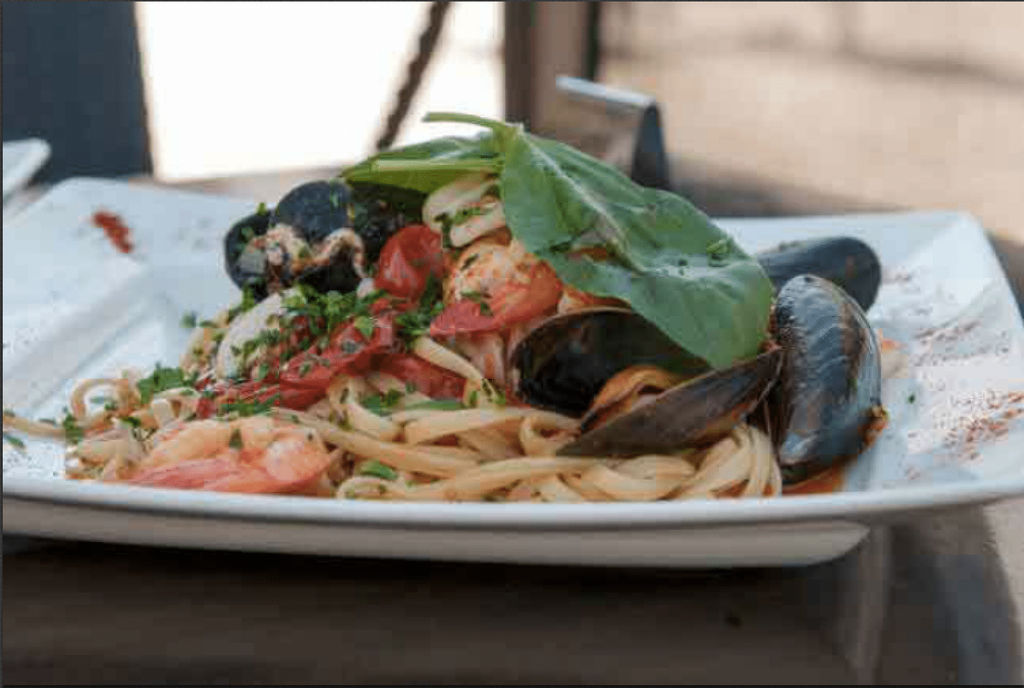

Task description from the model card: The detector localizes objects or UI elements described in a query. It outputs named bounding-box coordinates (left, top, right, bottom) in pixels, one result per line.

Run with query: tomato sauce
left=92, top=210, right=135, bottom=254
left=783, top=462, right=847, bottom=496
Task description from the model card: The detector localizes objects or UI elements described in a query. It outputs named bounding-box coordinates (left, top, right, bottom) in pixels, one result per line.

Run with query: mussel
left=510, top=269, right=883, bottom=483
left=224, top=180, right=425, bottom=298
left=557, top=347, right=782, bottom=458
left=768, top=274, right=882, bottom=484
left=756, top=236, right=881, bottom=311
left=509, top=308, right=710, bottom=417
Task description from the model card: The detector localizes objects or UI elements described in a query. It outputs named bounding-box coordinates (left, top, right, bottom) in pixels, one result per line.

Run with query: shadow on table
left=2, top=506, right=1019, bottom=685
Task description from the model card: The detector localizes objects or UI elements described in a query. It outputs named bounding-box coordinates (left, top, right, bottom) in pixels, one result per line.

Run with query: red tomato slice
left=375, top=224, right=445, bottom=300
left=280, top=311, right=398, bottom=391
left=376, top=353, right=466, bottom=399
left=429, top=262, right=562, bottom=337
left=195, top=381, right=324, bottom=418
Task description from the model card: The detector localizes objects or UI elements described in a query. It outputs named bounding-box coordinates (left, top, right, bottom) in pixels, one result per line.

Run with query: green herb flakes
left=359, top=460, right=398, bottom=481
left=180, top=311, right=198, bottom=329
left=61, top=412, right=84, bottom=444
left=137, top=365, right=189, bottom=405
left=228, top=428, right=244, bottom=450
left=354, top=315, right=376, bottom=339
left=3, top=432, right=26, bottom=450
left=461, top=290, right=493, bottom=316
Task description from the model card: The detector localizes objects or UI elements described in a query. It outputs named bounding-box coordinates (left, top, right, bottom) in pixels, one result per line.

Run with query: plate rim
left=4, top=177, right=1024, bottom=533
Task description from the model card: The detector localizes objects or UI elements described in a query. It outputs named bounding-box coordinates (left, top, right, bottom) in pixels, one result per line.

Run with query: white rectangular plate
left=4, top=178, right=1023, bottom=567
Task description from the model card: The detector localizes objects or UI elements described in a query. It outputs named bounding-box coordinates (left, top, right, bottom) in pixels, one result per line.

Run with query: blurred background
left=3, top=1, right=1023, bottom=271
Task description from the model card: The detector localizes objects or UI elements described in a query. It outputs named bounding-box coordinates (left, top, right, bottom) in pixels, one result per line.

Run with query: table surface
left=3, top=167, right=1023, bottom=686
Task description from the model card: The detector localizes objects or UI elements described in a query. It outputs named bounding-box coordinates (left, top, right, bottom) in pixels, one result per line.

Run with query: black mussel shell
left=510, top=308, right=710, bottom=417
left=271, top=180, right=351, bottom=244
left=350, top=182, right=427, bottom=261
left=757, top=237, right=881, bottom=311
left=770, top=274, right=882, bottom=484
left=223, top=210, right=273, bottom=298
left=222, top=180, right=427, bottom=297
left=557, top=347, right=782, bottom=458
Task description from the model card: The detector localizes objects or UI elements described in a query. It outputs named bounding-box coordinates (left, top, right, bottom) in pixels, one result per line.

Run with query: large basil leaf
left=342, top=133, right=498, bottom=194
left=501, top=133, right=773, bottom=369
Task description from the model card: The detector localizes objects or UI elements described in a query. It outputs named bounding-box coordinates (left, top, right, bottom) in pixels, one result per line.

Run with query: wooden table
left=3, top=167, right=1023, bottom=685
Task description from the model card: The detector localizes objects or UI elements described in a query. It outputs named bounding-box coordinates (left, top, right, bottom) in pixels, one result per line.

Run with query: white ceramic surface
left=3, top=178, right=1023, bottom=567
left=2, top=138, right=51, bottom=200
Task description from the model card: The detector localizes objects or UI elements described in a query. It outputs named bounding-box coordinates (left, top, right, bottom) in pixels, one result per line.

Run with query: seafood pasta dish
left=3, top=113, right=889, bottom=503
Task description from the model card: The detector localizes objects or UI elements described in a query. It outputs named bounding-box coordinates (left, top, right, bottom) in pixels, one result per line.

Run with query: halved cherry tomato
left=429, top=262, right=562, bottom=337
left=375, top=224, right=445, bottom=300
left=195, top=380, right=324, bottom=417
left=377, top=353, right=466, bottom=399
left=280, top=311, right=398, bottom=392
left=198, top=306, right=404, bottom=417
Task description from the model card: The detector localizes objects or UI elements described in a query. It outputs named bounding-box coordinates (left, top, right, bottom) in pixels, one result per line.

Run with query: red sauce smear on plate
left=92, top=211, right=135, bottom=254
left=783, top=462, right=847, bottom=496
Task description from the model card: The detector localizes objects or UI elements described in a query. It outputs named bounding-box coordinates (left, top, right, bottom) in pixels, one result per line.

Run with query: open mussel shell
left=222, top=180, right=426, bottom=298
left=509, top=308, right=710, bottom=417
left=557, top=346, right=782, bottom=458
left=271, top=180, right=352, bottom=244
left=224, top=210, right=273, bottom=298
left=756, top=236, right=881, bottom=311
left=770, top=274, right=882, bottom=484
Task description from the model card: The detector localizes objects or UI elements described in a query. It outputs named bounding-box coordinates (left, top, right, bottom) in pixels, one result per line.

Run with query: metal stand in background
left=553, top=75, right=672, bottom=191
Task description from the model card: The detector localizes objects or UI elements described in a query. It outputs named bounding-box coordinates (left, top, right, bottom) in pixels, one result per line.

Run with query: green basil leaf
left=342, top=133, right=499, bottom=194
left=343, top=113, right=774, bottom=369
left=499, top=132, right=772, bottom=368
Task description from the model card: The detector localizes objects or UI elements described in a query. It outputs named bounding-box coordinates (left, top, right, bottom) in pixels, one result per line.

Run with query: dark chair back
left=2, top=1, right=152, bottom=182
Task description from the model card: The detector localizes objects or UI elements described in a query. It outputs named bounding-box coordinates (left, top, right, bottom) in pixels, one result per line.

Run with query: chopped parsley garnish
left=298, top=361, right=313, bottom=378
left=461, top=253, right=480, bottom=270
left=436, top=213, right=454, bottom=249
left=254, top=363, right=270, bottom=382
left=3, top=432, right=26, bottom=449
left=137, top=365, right=189, bottom=404
left=361, top=389, right=403, bottom=416
left=38, top=418, right=57, bottom=425
left=90, top=395, right=112, bottom=406
left=180, top=311, right=198, bottom=329
left=467, top=390, right=479, bottom=407
left=228, top=428, right=244, bottom=449
left=450, top=204, right=489, bottom=225
left=395, top=274, right=444, bottom=342
left=120, top=416, right=142, bottom=428
left=485, top=381, right=507, bottom=406
left=329, top=189, right=341, bottom=209
left=461, top=290, right=493, bottom=316
left=227, top=287, right=257, bottom=322
left=297, top=245, right=312, bottom=260
left=359, top=460, right=398, bottom=481
left=354, top=315, right=376, bottom=339
left=341, top=341, right=360, bottom=354
left=61, top=412, right=84, bottom=444
left=402, top=399, right=463, bottom=412
left=200, top=320, right=219, bottom=329
left=240, top=226, right=256, bottom=242
left=405, top=380, right=417, bottom=393
left=218, top=395, right=280, bottom=418
left=256, top=202, right=269, bottom=216
left=908, top=393, right=916, bottom=404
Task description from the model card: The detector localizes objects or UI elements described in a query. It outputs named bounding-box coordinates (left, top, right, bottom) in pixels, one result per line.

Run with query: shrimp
left=457, top=332, right=507, bottom=387
left=123, top=416, right=332, bottom=494
left=432, top=237, right=562, bottom=338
